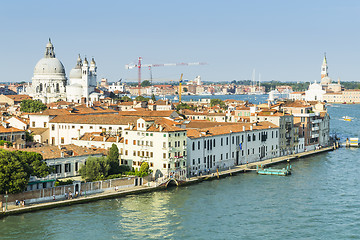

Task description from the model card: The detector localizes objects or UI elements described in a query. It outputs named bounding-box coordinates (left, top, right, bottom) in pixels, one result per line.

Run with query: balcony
left=312, top=127, right=319, bottom=131
left=312, top=119, right=322, bottom=124
left=311, top=134, right=319, bottom=138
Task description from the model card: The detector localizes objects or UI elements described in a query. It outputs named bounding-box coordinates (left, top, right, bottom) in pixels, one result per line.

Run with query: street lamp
left=5, top=191, right=8, bottom=211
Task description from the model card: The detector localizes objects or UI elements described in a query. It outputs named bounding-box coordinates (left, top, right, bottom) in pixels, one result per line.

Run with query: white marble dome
left=34, top=57, right=65, bottom=75
left=69, top=68, right=82, bottom=79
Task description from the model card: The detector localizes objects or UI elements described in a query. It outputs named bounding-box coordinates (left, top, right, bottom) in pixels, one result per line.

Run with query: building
left=122, top=118, right=187, bottom=179
left=186, top=122, right=280, bottom=176
left=24, top=39, right=100, bottom=103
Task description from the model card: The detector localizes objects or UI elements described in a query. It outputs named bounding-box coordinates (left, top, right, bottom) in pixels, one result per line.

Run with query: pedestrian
left=69, top=191, right=73, bottom=199
left=65, top=192, right=68, bottom=199
left=75, top=191, right=79, bottom=198
left=53, top=194, right=55, bottom=201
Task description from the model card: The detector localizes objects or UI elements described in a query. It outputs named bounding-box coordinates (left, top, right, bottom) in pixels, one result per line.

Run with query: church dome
left=34, top=57, right=65, bottom=75
left=69, top=68, right=82, bottom=79
left=321, top=76, right=332, bottom=85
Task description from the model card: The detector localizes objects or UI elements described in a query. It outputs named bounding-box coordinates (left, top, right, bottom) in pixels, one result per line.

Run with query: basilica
left=24, top=39, right=100, bottom=103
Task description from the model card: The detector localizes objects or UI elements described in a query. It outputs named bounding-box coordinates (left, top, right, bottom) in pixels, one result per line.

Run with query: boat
left=345, top=138, right=359, bottom=147
left=342, top=116, right=353, bottom=122
left=256, top=163, right=291, bottom=176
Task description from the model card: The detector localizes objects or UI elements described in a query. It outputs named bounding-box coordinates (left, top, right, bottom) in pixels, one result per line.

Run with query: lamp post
left=5, top=191, right=8, bottom=211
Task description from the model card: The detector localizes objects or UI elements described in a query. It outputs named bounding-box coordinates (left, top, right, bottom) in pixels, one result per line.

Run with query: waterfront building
left=250, top=109, right=298, bottom=156
left=186, top=121, right=280, bottom=176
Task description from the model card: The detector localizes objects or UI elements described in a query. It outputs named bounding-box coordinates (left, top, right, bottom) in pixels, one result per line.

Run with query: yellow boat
left=342, top=116, right=353, bottom=121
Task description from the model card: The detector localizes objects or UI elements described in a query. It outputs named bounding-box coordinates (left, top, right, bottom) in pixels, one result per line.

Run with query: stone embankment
left=0, top=146, right=335, bottom=218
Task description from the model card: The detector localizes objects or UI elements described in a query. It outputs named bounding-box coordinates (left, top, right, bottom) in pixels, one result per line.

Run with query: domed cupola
left=69, top=54, right=83, bottom=80
left=33, top=38, right=66, bottom=75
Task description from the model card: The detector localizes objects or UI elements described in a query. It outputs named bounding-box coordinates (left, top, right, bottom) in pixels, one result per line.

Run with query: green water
left=1, top=101, right=359, bottom=240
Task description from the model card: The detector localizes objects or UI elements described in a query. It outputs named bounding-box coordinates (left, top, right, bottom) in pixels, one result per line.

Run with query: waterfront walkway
left=0, top=146, right=334, bottom=218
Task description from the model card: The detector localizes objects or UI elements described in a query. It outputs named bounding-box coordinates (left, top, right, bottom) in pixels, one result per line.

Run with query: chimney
left=159, top=125, right=163, bottom=132
left=116, top=135, right=119, bottom=142
left=61, top=151, right=64, bottom=158
left=242, top=126, right=245, bottom=131
left=103, top=136, right=106, bottom=142
left=78, top=130, right=80, bottom=140
left=250, top=125, right=253, bottom=131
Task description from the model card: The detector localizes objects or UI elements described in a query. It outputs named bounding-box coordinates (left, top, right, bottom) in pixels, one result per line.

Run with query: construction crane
left=179, top=73, right=183, bottom=103
left=125, top=57, right=206, bottom=96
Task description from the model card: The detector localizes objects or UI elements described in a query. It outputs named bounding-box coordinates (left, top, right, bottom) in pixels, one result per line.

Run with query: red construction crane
left=125, top=57, right=206, bottom=96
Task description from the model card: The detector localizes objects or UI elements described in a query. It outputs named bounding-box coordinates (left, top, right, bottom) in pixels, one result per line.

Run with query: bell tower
left=321, top=53, right=328, bottom=79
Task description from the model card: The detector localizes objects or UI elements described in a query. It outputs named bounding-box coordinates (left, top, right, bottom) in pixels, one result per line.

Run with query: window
left=51, top=125, right=55, bottom=131
left=133, top=140, right=136, bottom=145
left=65, top=163, right=71, bottom=173
left=133, top=151, right=136, bottom=156
left=32, top=122, right=35, bottom=127
left=61, top=137, right=64, bottom=144
left=55, top=164, right=61, bottom=173
left=75, top=162, right=78, bottom=172
left=163, top=142, right=166, bottom=148
left=163, top=153, right=166, bottom=158
left=198, top=141, right=200, bottom=149
left=125, top=139, right=128, bottom=144
left=226, top=153, right=228, bottom=159
left=192, top=142, right=195, bottom=150
left=213, top=139, right=216, bottom=147
left=150, top=162, right=154, bottom=167
left=150, top=152, right=153, bottom=158
left=80, top=126, right=83, bottom=129
left=90, top=126, right=93, bottom=129
left=163, top=163, right=167, bottom=168
left=125, top=150, right=128, bottom=155
left=72, top=126, right=75, bottom=129
left=150, top=141, right=153, bottom=147
left=226, top=137, right=229, bottom=145
left=44, top=122, right=47, bottom=128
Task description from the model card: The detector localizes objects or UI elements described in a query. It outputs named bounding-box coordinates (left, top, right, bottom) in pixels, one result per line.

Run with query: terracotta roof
left=118, top=110, right=177, bottom=117
left=185, top=120, right=238, bottom=129
left=187, top=121, right=279, bottom=139
left=0, top=126, right=24, bottom=133
left=3, top=95, right=32, bottom=102
left=5, top=144, right=106, bottom=160
left=77, top=132, right=123, bottom=143
left=50, top=114, right=138, bottom=125
left=29, top=128, right=48, bottom=135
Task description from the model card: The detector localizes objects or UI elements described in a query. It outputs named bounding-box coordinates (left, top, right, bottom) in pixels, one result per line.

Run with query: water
left=1, top=102, right=360, bottom=240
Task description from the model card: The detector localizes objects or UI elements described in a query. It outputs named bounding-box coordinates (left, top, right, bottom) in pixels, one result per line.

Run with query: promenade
left=0, top=146, right=335, bottom=218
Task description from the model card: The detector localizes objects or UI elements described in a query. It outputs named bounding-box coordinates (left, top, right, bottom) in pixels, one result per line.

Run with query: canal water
left=1, top=98, right=360, bottom=240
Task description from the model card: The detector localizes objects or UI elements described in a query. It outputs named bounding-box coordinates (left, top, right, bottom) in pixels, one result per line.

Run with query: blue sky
left=1, top=0, right=360, bottom=83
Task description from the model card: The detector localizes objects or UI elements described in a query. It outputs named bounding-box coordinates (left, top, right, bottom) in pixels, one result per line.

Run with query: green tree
left=135, top=96, right=150, bottom=102
left=0, top=150, right=50, bottom=194
left=151, top=94, right=156, bottom=102
left=183, top=87, right=188, bottom=92
left=107, top=144, right=120, bottom=175
left=120, top=96, right=132, bottom=102
left=25, top=131, right=34, bottom=142
left=20, top=99, right=47, bottom=113
left=141, top=80, right=151, bottom=87
left=137, top=162, right=150, bottom=177
left=210, top=99, right=227, bottom=109
left=79, top=156, right=109, bottom=181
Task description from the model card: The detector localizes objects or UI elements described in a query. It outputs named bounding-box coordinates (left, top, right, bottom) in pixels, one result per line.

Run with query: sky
left=1, top=0, right=360, bottom=83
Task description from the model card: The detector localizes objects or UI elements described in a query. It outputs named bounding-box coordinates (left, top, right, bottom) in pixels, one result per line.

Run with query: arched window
left=39, top=83, right=43, bottom=92
left=192, top=142, right=195, bottom=151
left=56, top=83, right=60, bottom=93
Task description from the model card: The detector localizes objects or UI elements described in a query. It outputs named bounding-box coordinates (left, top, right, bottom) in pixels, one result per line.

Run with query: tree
left=210, top=99, right=227, bottom=109
left=141, top=80, right=151, bottom=87
left=135, top=96, right=150, bottom=102
left=107, top=144, right=120, bottom=175
left=25, top=131, right=34, bottom=142
left=137, top=162, right=149, bottom=177
left=183, top=87, right=188, bottom=92
left=151, top=94, right=156, bottom=102
left=20, top=99, right=47, bottom=113
left=120, top=96, right=132, bottom=102
left=0, top=149, right=50, bottom=194
left=79, top=156, right=109, bottom=181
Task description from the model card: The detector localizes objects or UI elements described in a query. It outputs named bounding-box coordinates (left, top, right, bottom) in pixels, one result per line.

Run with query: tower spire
left=321, top=52, right=328, bottom=79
